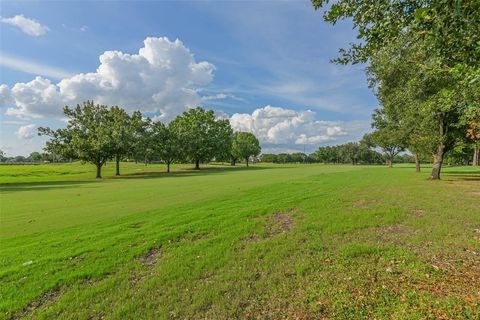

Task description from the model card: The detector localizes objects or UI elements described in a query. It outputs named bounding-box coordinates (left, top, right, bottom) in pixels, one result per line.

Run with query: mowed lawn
left=0, top=163, right=479, bottom=319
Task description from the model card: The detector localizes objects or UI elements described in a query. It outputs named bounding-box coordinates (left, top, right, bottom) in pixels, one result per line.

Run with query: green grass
left=0, top=162, right=479, bottom=319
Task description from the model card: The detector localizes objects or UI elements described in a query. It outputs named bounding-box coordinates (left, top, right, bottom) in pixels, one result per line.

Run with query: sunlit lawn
left=0, top=162, right=479, bottom=319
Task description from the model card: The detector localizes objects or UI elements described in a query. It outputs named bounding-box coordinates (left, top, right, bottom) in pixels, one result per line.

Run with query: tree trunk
left=430, top=143, right=445, bottom=180
left=167, top=161, right=170, bottom=173
left=195, top=159, right=200, bottom=170
left=231, top=159, right=236, bottom=166
left=473, top=146, right=479, bottom=166
left=116, top=155, right=120, bottom=176
left=414, top=154, right=421, bottom=172
left=387, top=158, right=393, bottom=168
left=245, top=157, right=249, bottom=167
left=96, top=162, right=102, bottom=179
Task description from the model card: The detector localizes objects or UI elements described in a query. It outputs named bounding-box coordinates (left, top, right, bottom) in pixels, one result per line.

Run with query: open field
left=0, top=163, right=479, bottom=319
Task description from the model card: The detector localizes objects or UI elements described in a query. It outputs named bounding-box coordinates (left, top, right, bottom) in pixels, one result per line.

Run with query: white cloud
left=0, top=84, right=13, bottom=106
left=326, top=126, right=347, bottom=136
left=201, top=93, right=227, bottom=101
left=16, top=124, right=37, bottom=139
left=1, top=15, right=49, bottom=37
left=1, top=37, right=215, bottom=120
left=4, top=77, right=63, bottom=118
left=229, top=105, right=348, bottom=146
left=295, top=134, right=334, bottom=145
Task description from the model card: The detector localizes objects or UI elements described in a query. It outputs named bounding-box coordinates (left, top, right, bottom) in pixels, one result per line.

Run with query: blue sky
left=0, top=0, right=377, bottom=156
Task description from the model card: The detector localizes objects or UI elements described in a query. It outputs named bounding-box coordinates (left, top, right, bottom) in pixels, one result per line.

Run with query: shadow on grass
left=114, top=165, right=280, bottom=180
left=443, top=170, right=480, bottom=175
left=443, top=174, right=480, bottom=181
left=0, top=165, right=281, bottom=192
left=0, top=180, right=102, bottom=192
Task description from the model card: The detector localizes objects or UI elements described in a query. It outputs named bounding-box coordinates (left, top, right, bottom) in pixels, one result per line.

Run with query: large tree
left=170, top=107, right=233, bottom=169
left=109, top=108, right=144, bottom=176
left=39, top=101, right=115, bottom=178
left=130, top=117, right=154, bottom=165
left=151, top=122, right=182, bottom=173
left=312, top=0, right=480, bottom=179
left=232, top=132, right=261, bottom=167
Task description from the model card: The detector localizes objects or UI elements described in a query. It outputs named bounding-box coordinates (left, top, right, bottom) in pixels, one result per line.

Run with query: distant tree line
left=38, top=101, right=261, bottom=178
left=0, top=150, right=46, bottom=164
left=261, top=140, right=417, bottom=165
left=260, top=153, right=317, bottom=164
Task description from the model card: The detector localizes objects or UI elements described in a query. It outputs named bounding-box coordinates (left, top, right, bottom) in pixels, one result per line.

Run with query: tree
left=370, top=109, right=407, bottom=167
left=467, top=114, right=480, bottom=166
left=130, top=117, right=153, bottom=165
left=261, top=153, right=278, bottom=163
left=0, top=150, right=6, bottom=162
left=151, top=122, right=181, bottom=173
left=232, top=132, right=261, bottom=167
left=341, top=142, right=361, bottom=165
left=312, top=0, right=480, bottom=179
left=170, top=107, right=233, bottom=169
left=214, top=119, right=234, bottom=165
left=28, top=152, right=42, bottom=162
left=109, top=108, right=144, bottom=176
left=39, top=101, right=115, bottom=178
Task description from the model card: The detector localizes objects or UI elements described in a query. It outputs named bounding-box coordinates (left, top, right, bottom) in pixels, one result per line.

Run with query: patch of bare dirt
left=412, top=209, right=426, bottom=217
left=266, top=211, right=294, bottom=237
left=243, top=210, right=295, bottom=243
left=131, top=248, right=162, bottom=285
left=14, top=288, right=61, bottom=319
left=373, top=224, right=415, bottom=247
left=139, top=247, right=161, bottom=266
left=352, top=199, right=379, bottom=209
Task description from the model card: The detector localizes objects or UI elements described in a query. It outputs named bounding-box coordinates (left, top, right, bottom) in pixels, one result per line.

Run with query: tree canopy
left=170, top=107, right=233, bottom=169
left=312, top=0, right=480, bottom=179
left=232, top=132, right=261, bottom=167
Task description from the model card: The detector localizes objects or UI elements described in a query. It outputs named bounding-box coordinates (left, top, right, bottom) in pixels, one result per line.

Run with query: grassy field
left=0, top=162, right=479, bottom=319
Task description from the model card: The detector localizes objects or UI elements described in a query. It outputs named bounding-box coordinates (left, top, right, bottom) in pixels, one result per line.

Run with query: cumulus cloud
left=326, top=126, right=347, bottom=136
left=229, top=105, right=348, bottom=146
left=0, top=84, right=13, bottom=106
left=1, top=15, right=49, bottom=37
left=1, top=37, right=215, bottom=120
left=16, top=124, right=37, bottom=139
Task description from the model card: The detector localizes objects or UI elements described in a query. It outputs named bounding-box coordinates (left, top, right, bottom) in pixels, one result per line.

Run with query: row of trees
left=262, top=148, right=415, bottom=165
left=40, top=102, right=261, bottom=178
left=0, top=151, right=45, bottom=163
left=313, top=140, right=384, bottom=165
left=313, top=0, right=480, bottom=179
left=261, top=153, right=317, bottom=164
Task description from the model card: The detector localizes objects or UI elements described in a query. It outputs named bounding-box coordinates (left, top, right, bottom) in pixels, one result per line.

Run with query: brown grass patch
left=140, top=247, right=161, bottom=267
left=243, top=210, right=295, bottom=243
left=352, top=199, right=379, bottom=209
left=14, top=288, right=61, bottom=319
left=265, top=211, right=294, bottom=237
left=412, top=209, right=426, bottom=217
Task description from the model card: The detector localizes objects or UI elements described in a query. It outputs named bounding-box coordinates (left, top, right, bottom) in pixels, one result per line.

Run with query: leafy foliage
left=170, top=107, right=234, bottom=169
left=232, top=132, right=261, bottom=166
